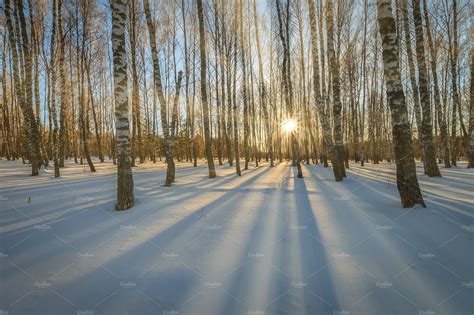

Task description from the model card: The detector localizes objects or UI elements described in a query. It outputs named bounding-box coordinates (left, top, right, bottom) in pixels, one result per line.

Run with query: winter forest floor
left=0, top=158, right=473, bottom=315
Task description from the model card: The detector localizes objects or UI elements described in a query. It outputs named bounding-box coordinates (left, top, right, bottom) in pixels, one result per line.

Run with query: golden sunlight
left=282, top=119, right=297, bottom=133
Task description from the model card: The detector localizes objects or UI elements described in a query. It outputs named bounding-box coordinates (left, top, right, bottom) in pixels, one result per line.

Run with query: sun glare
left=282, top=119, right=297, bottom=133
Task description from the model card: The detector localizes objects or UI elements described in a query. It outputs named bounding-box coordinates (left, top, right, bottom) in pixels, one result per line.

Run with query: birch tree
left=5, top=0, right=43, bottom=176
left=468, top=49, right=474, bottom=168
left=197, top=0, right=217, bottom=178
left=144, top=0, right=178, bottom=186
left=308, top=0, right=339, bottom=180
left=111, top=0, right=134, bottom=210
left=411, top=0, right=440, bottom=177
left=376, top=0, right=425, bottom=207
left=326, top=0, right=346, bottom=180
left=423, top=0, right=450, bottom=168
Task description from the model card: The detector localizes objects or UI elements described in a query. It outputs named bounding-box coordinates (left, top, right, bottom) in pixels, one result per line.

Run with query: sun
left=282, top=119, right=297, bottom=133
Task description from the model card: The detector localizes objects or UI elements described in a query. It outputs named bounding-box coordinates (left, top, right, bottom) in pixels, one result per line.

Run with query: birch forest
left=0, top=0, right=473, bottom=313
left=2, top=0, right=473, bottom=207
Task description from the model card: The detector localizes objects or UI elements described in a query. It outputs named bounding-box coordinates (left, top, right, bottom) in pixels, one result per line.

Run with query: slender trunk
left=327, top=0, right=345, bottom=180
left=197, top=0, right=217, bottom=178
left=232, top=22, right=241, bottom=176
left=129, top=1, right=143, bottom=165
left=423, top=0, right=450, bottom=167
left=400, top=0, right=424, bottom=165
left=308, top=0, right=337, bottom=178
left=78, top=3, right=95, bottom=172
left=180, top=0, right=192, bottom=164
left=111, top=0, right=134, bottom=210
left=254, top=0, right=273, bottom=166
left=376, top=0, right=425, bottom=208
left=86, top=63, right=103, bottom=163
left=276, top=0, right=302, bottom=178
left=224, top=11, right=234, bottom=167
left=6, top=0, right=43, bottom=175
left=240, top=0, right=250, bottom=170
left=58, top=0, right=67, bottom=167
left=50, top=0, right=60, bottom=177
left=468, top=50, right=474, bottom=168
left=168, top=72, right=184, bottom=183
left=144, top=0, right=178, bottom=185
left=450, top=0, right=459, bottom=167
left=411, top=0, right=440, bottom=176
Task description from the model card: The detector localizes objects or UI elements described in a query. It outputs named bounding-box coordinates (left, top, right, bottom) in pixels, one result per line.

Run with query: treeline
left=1, top=0, right=473, bottom=209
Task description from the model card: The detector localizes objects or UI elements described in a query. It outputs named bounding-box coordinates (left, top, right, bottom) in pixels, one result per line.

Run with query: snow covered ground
left=0, top=159, right=473, bottom=315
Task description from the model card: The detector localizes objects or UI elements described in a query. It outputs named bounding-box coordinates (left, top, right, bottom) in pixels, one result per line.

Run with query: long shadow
left=39, top=165, right=275, bottom=313
left=306, top=166, right=404, bottom=223
left=307, top=165, right=461, bottom=254
left=346, top=164, right=472, bottom=197
left=214, top=165, right=291, bottom=314
left=304, top=165, right=474, bottom=314
left=0, top=165, right=263, bottom=249
left=2, top=166, right=272, bottom=280
left=1, top=164, right=260, bottom=236
left=286, top=171, right=339, bottom=314
left=345, top=166, right=474, bottom=222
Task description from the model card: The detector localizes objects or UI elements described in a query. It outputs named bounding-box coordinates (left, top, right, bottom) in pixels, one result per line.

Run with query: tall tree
left=49, top=0, right=60, bottom=177
left=58, top=0, right=68, bottom=168
left=468, top=49, right=474, bottom=168
left=144, top=0, right=178, bottom=186
left=376, top=0, right=425, bottom=207
left=232, top=5, right=242, bottom=176
left=400, top=0, right=423, bottom=165
left=239, top=0, right=250, bottom=170
left=77, top=0, right=96, bottom=172
left=411, top=0, right=440, bottom=177
left=307, top=0, right=339, bottom=180
left=275, top=0, right=302, bottom=178
left=197, top=0, right=217, bottom=178
left=5, top=0, right=43, bottom=175
left=129, top=0, right=144, bottom=165
left=111, top=0, right=134, bottom=210
left=326, top=0, right=346, bottom=180
left=423, top=0, right=450, bottom=168
left=253, top=0, right=273, bottom=167
left=449, top=0, right=460, bottom=166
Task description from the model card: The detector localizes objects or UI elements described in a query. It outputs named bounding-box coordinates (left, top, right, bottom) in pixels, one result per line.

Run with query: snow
left=0, top=159, right=473, bottom=314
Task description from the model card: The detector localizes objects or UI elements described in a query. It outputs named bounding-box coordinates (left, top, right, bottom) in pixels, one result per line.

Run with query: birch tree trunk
left=169, top=72, right=184, bottom=182
left=111, top=0, right=134, bottom=210
left=232, top=17, right=242, bottom=176
left=129, top=0, right=143, bottom=164
left=5, top=0, right=43, bottom=176
left=326, top=0, right=345, bottom=180
left=449, top=0, right=459, bottom=167
left=144, top=0, right=177, bottom=186
left=376, top=0, right=425, bottom=208
left=218, top=3, right=232, bottom=167
left=58, top=0, right=68, bottom=168
left=240, top=0, right=250, bottom=170
left=197, top=0, right=217, bottom=178
left=307, top=0, right=339, bottom=180
left=411, top=0, right=440, bottom=177
left=400, top=0, right=423, bottom=164
left=86, top=62, right=103, bottom=163
left=78, top=2, right=96, bottom=173
left=423, top=0, right=450, bottom=168
left=50, top=0, right=60, bottom=177
left=468, top=50, right=474, bottom=168
left=213, top=0, right=223, bottom=166
left=253, top=0, right=273, bottom=167
left=276, top=0, right=302, bottom=178
left=180, top=0, right=192, bottom=165
left=359, top=0, right=368, bottom=167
